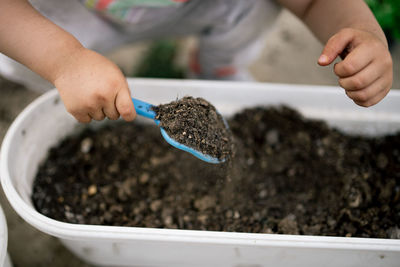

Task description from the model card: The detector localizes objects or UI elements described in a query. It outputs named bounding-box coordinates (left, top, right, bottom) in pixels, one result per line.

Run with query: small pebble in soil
left=80, top=137, right=93, bottom=153
left=87, top=185, right=97, bottom=196
left=152, top=96, right=232, bottom=160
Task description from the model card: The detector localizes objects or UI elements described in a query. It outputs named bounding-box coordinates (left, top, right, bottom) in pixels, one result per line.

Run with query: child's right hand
left=53, top=47, right=136, bottom=123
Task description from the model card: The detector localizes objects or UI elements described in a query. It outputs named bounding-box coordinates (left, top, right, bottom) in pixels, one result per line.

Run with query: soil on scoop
left=153, top=96, right=232, bottom=160
left=32, top=105, right=400, bottom=239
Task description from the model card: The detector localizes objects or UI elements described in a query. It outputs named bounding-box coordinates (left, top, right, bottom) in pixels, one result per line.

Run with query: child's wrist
left=48, top=41, right=85, bottom=85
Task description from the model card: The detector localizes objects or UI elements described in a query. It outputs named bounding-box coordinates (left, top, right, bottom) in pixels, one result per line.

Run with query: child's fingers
left=318, top=28, right=354, bottom=66
left=363, top=87, right=390, bottom=106
left=338, top=63, right=379, bottom=91
left=89, top=108, right=106, bottom=121
left=345, top=77, right=388, bottom=107
left=71, top=111, right=92, bottom=123
left=334, top=45, right=373, bottom=78
left=103, top=102, right=120, bottom=120
left=351, top=88, right=389, bottom=107
left=116, top=88, right=136, bottom=121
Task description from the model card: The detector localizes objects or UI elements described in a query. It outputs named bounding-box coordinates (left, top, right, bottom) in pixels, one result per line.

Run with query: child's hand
left=53, top=48, right=136, bottom=123
left=318, top=28, right=393, bottom=107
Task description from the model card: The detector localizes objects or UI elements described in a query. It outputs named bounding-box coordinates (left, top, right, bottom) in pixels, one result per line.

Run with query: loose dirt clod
left=32, top=105, right=400, bottom=238
left=152, top=96, right=232, bottom=160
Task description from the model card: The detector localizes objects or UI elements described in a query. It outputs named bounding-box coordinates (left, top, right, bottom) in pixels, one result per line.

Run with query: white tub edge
left=1, top=80, right=400, bottom=253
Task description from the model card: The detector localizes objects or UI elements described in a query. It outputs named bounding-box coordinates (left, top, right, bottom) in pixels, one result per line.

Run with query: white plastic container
left=1, top=78, right=400, bottom=267
left=0, top=205, right=11, bottom=267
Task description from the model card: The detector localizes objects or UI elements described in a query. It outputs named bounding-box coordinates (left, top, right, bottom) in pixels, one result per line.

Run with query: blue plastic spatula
left=132, top=98, right=224, bottom=164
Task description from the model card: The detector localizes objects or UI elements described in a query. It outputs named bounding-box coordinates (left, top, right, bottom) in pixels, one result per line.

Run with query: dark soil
left=32, top=105, right=400, bottom=239
left=153, top=96, right=232, bottom=160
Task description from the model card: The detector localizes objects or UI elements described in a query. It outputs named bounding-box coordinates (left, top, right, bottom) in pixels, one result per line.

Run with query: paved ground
left=0, top=10, right=399, bottom=267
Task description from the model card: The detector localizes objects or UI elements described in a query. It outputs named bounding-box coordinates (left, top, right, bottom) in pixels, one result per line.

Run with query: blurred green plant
left=366, top=0, right=400, bottom=42
left=134, top=40, right=184, bottom=79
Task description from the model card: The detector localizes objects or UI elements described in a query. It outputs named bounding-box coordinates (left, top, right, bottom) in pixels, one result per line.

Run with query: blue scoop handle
left=132, top=98, right=159, bottom=124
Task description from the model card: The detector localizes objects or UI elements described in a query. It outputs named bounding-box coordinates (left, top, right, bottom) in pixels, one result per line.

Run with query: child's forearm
left=0, top=0, right=84, bottom=84
left=0, top=0, right=135, bottom=122
left=278, top=0, right=387, bottom=46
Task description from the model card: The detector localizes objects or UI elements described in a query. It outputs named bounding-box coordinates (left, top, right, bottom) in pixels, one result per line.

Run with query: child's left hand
left=318, top=28, right=393, bottom=107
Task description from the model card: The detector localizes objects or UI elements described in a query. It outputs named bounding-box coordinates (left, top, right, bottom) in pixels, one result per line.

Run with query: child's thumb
left=318, top=29, right=354, bottom=66
left=116, top=88, right=136, bottom=121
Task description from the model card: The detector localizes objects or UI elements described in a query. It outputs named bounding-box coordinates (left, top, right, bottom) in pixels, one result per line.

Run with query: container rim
left=1, top=79, right=400, bottom=251
left=0, top=206, right=8, bottom=266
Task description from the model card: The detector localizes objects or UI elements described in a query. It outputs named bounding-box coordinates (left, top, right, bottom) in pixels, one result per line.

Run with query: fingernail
left=318, top=55, right=328, bottom=63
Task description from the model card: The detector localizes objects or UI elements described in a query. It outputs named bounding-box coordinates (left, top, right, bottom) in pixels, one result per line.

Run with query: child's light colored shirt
left=80, top=0, right=189, bottom=25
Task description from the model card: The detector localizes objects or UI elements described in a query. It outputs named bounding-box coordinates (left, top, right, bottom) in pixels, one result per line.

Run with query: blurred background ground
left=0, top=10, right=399, bottom=267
